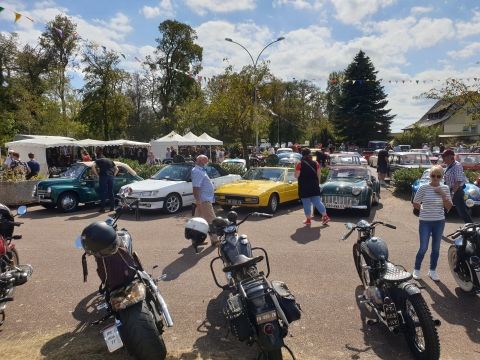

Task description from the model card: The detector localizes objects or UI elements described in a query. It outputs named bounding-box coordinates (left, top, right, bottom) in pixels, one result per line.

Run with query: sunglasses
left=430, top=174, right=442, bottom=179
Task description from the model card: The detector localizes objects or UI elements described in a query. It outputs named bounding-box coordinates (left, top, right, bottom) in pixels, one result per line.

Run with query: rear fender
left=388, top=282, right=421, bottom=306
left=256, top=321, right=284, bottom=352
left=397, top=281, right=421, bottom=296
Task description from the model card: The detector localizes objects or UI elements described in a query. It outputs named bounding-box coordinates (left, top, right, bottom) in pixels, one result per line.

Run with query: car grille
left=225, top=195, right=245, bottom=201
left=322, top=195, right=359, bottom=207
left=37, top=189, right=50, bottom=197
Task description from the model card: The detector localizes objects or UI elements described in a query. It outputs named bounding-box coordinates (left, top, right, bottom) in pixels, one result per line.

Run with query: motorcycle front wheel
left=352, top=244, right=369, bottom=287
left=447, top=245, right=474, bottom=293
left=403, top=294, right=440, bottom=360
left=118, top=301, right=167, bottom=360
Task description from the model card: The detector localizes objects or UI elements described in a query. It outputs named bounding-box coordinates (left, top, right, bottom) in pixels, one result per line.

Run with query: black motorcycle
left=0, top=204, right=32, bottom=326
left=446, top=223, right=480, bottom=293
left=209, top=211, right=301, bottom=360
left=77, top=190, right=173, bottom=359
left=343, top=220, right=440, bottom=360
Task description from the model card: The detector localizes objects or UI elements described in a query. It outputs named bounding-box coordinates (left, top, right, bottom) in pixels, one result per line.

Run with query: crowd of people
left=2, top=150, right=40, bottom=180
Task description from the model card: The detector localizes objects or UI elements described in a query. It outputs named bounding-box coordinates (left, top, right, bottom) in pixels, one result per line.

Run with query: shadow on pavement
left=162, top=245, right=216, bottom=281
left=290, top=225, right=324, bottom=244
left=344, top=286, right=412, bottom=360
left=175, top=291, right=256, bottom=360
left=419, top=279, right=480, bottom=344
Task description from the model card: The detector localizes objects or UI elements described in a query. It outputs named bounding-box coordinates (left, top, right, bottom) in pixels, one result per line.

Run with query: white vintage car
left=120, top=163, right=241, bottom=213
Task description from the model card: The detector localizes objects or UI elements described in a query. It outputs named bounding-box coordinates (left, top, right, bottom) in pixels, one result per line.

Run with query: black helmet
left=81, top=221, right=119, bottom=256
left=0, top=203, right=14, bottom=238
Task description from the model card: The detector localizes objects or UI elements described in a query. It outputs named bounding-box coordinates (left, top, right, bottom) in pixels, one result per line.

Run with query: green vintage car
left=33, top=161, right=142, bottom=212
left=320, top=166, right=380, bottom=216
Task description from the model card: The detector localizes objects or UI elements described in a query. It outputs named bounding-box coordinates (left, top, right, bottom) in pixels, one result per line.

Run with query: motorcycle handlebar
left=384, top=223, right=396, bottom=229
left=446, top=223, right=480, bottom=238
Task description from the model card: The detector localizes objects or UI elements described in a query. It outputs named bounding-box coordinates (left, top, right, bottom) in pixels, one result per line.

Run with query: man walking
left=92, top=147, right=118, bottom=213
left=442, top=149, right=472, bottom=223
left=377, top=145, right=390, bottom=186
left=26, top=153, right=40, bottom=180
left=192, top=155, right=218, bottom=246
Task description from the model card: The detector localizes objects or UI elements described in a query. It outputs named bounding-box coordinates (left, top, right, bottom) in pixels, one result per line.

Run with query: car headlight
left=466, top=198, right=475, bottom=208
left=352, top=187, right=362, bottom=196
left=47, top=187, right=52, bottom=193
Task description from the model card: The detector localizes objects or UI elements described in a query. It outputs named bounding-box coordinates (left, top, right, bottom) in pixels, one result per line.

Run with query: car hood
left=216, top=180, right=282, bottom=196
left=37, top=178, right=77, bottom=188
left=321, top=179, right=366, bottom=194
left=123, top=179, right=186, bottom=192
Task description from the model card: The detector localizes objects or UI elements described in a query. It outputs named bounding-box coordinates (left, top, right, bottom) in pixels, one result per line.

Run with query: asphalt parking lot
left=0, top=188, right=479, bottom=360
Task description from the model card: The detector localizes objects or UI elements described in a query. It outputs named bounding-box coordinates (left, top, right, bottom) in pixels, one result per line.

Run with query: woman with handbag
left=295, top=148, right=330, bottom=226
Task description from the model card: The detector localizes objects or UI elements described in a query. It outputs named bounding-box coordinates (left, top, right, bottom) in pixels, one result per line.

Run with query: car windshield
left=151, top=164, right=191, bottom=181
left=328, top=168, right=368, bottom=180
left=411, top=149, right=433, bottom=156
left=458, top=154, right=480, bottom=164
left=243, top=168, right=284, bottom=181
left=400, top=154, right=431, bottom=165
left=368, top=141, right=387, bottom=150
left=61, top=164, right=85, bottom=178
left=277, top=152, right=301, bottom=160
left=330, top=155, right=359, bottom=164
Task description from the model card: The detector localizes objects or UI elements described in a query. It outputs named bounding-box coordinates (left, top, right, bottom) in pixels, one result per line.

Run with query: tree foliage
left=394, top=125, right=441, bottom=148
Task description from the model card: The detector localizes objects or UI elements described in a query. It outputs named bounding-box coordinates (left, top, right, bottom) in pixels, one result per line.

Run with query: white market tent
left=199, top=132, right=223, bottom=145
left=150, top=131, right=187, bottom=160
left=5, top=137, right=77, bottom=176
left=104, top=139, right=150, bottom=147
left=75, top=139, right=106, bottom=147
left=182, top=131, right=203, bottom=145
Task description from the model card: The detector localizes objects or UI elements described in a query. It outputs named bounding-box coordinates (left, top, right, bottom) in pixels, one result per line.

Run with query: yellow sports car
left=215, top=167, right=298, bottom=213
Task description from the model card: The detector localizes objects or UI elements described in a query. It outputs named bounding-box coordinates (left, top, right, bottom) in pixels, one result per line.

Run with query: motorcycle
left=76, top=189, right=173, bottom=360
left=209, top=211, right=301, bottom=360
left=446, top=223, right=480, bottom=293
left=0, top=204, right=32, bottom=326
left=343, top=220, right=440, bottom=360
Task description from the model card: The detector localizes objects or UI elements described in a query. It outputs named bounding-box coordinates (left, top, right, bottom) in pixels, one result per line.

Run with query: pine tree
left=331, top=51, right=394, bottom=146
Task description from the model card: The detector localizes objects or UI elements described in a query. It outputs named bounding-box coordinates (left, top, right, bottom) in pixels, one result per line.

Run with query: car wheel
left=266, top=193, right=279, bottom=214
left=57, top=192, right=79, bottom=212
left=163, top=193, right=182, bottom=214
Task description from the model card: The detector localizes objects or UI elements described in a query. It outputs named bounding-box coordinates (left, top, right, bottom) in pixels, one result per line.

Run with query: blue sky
left=1, top=0, right=480, bottom=132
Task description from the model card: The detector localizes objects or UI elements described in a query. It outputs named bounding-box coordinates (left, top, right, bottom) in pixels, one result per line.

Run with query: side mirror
left=17, top=205, right=27, bottom=216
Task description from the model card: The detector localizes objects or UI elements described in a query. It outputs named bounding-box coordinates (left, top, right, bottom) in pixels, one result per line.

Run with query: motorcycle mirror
left=105, top=217, right=115, bottom=226
left=17, top=205, right=27, bottom=216
left=345, top=223, right=354, bottom=230
left=74, top=235, right=83, bottom=249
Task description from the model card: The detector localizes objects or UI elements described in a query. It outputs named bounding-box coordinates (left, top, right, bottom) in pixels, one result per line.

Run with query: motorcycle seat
left=382, top=262, right=412, bottom=282
left=223, top=255, right=264, bottom=273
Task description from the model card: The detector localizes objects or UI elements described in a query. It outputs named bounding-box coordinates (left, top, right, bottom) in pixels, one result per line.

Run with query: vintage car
left=319, top=166, right=380, bottom=216
left=410, top=149, right=439, bottom=164
left=411, top=169, right=480, bottom=215
left=222, top=158, right=247, bottom=171
left=387, top=152, right=431, bottom=175
left=362, top=140, right=388, bottom=161
left=329, top=153, right=363, bottom=167
left=33, top=161, right=142, bottom=212
left=277, top=152, right=302, bottom=167
left=120, top=163, right=241, bottom=213
left=276, top=147, right=293, bottom=154
left=369, top=149, right=394, bottom=168
left=214, top=167, right=298, bottom=213
left=343, top=151, right=368, bottom=165
left=454, top=153, right=480, bottom=171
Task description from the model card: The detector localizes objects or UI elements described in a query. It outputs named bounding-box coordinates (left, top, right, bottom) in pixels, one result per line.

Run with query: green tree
left=330, top=51, right=394, bottom=146
left=395, top=125, right=441, bottom=148
left=80, top=43, right=132, bottom=139
left=40, top=15, right=78, bottom=117
left=145, top=20, right=203, bottom=133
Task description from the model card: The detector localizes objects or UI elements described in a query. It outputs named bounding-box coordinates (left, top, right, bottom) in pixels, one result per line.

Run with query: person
left=81, top=149, right=92, bottom=162
left=192, top=155, right=219, bottom=246
left=439, top=143, right=445, bottom=153
left=217, top=148, right=225, bottom=163
left=170, top=147, right=177, bottom=158
left=26, top=153, right=40, bottom=180
left=295, top=148, right=330, bottom=226
left=316, top=148, right=327, bottom=168
left=165, top=147, right=172, bottom=160
left=91, top=147, right=118, bottom=213
left=268, top=146, right=275, bottom=155
left=423, top=143, right=429, bottom=150
left=377, top=145, right=390, bottom=186
left=146, top=151, right=156, bottom=165
left=442, top=149, right=472, bottom=223
left=10, top=152, right=30, bottom=177
left=412, top=165, right=452, bottom=281
left=3, top=149, right=14, bottom=168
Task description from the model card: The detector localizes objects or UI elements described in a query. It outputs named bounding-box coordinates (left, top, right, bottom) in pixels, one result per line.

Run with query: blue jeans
left=99, top=175, right=115, bottom=209
left=301, top=196, right=326, bottom=217
left=452, top=189, right=472, bottom=223
left=415, top=220, right=445, bottom=271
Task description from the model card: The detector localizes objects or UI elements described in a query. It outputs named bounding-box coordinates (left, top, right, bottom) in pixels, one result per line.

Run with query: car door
left=80, top=167, right=100, bottom=202
left=285, top=169, right=299, bottom=201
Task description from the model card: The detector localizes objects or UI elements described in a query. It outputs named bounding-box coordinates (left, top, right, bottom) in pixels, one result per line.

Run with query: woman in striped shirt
left=412, top=165, right=453, bottom=281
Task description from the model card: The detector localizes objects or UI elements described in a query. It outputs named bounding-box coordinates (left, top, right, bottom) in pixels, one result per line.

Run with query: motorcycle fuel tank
left=363, top=237, right=389, bottom=261
left=220, top=234, right=252, bottom=264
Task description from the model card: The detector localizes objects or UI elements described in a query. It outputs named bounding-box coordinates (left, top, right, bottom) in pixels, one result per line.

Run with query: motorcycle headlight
left=352, top=187, right=362, bottom=196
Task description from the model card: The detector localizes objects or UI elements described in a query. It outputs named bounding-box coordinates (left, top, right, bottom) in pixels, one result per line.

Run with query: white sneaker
left=412, top=269, right=421, bottom=280
left=428, top=270, right=440, bottom=282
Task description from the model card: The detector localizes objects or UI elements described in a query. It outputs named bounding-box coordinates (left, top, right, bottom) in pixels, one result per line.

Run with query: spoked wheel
left=352, top=244, right=369, bottom=287
left=403, top=294, right=440, bottom=360
left=163, top=193, right=182, bottom=214
left=447, top=245, right=474, bottom=293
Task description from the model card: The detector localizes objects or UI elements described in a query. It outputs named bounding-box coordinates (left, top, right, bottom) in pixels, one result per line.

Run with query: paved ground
left=0, top=188, right=479, bottom=359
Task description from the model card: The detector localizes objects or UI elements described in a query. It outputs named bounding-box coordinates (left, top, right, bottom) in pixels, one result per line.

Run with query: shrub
left=391, top=167, right=425, bottom=195
left=220, top=163, right=247, bottom=175
left=320, top=167, right=329, bottom=184
left=117, top=158, right=164, bottom=179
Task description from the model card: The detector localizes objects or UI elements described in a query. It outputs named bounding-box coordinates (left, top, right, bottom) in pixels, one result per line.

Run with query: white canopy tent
left=150, top=131, right=187, bottom=160
left=182, top=131, right=203, bottom=145
left=198, top=133, right=223, bottom=145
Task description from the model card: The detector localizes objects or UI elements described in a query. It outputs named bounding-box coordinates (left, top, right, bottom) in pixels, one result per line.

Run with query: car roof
left=249, top=166, right=287, bottom=171
left=391, top=152, right=428, bottom=155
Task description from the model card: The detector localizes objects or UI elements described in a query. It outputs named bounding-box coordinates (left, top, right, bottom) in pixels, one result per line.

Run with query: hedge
left=391, top=168, right=425, bottom=196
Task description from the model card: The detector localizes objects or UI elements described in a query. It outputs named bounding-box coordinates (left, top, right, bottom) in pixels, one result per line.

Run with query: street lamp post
left=225, top=37, right=285, bottom=150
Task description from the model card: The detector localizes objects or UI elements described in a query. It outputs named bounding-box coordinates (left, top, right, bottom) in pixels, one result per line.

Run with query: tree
left=80, top=43, right=132, bottom=139
left=330, top=51, right=394, bottom=146
left=145, top=20, right=203, bottom=134
left=395, top=125, right=441, bottom=148
left=40, top=15, right=78, bottom=117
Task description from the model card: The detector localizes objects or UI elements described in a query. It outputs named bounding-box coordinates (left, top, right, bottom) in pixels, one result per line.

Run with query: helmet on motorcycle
left=185, top=217, right=209, bottom=243
left=81, top=221, right=119, bottom=256
left=0, top=203, right=14, bottom=238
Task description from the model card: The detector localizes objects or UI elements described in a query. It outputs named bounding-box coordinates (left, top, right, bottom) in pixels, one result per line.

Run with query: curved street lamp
left=225, top=37, right=285, bottom=148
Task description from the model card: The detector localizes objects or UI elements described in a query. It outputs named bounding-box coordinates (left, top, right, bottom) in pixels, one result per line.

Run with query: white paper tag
left=102, top=324, right=124, bottom=353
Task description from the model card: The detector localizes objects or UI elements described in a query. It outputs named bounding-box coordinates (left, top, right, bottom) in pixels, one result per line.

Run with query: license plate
left=325, top=203, right=345, bottom=209
left=102, top=324, right=124, bottom=352
left=383, top=303, right=400, bottom=327
left=226, top=199, right=242, bottom=205
left=256, top=310, right=277, bottom=325
left=140, top=202, right=151, bottom=207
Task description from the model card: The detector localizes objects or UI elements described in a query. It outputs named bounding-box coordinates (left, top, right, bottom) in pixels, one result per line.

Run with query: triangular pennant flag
left=121, top=53, right=126, bottom=59
left=0, top=7, right=4, bottom=12
left=388, top=80, right=391, bottom=83
left=14, top=12, right=22, bottom=23
left=474, top=78, right=478, bottom=81
left=416, top=80, right=419, bottom=84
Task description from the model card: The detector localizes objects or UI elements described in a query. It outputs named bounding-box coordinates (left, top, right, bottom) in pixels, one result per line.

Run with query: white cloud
left=185, top=0, right=256, bottom=16
left=409, top=17, right=455, bottom=48
left=140, top=0, right=175, bottom=19
left=331, top=0, right=397, bottom=24
left=448, top=42, right=480, bottom=59
left=273, top=0, right=324, bottom=10
left=410, top=6, right=433, bottom=15
left=456, top=10, right=480, bottom=39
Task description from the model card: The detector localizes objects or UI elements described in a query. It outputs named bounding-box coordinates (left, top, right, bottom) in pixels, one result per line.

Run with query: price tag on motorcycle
left=102, top=324, right=124, bottom=353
